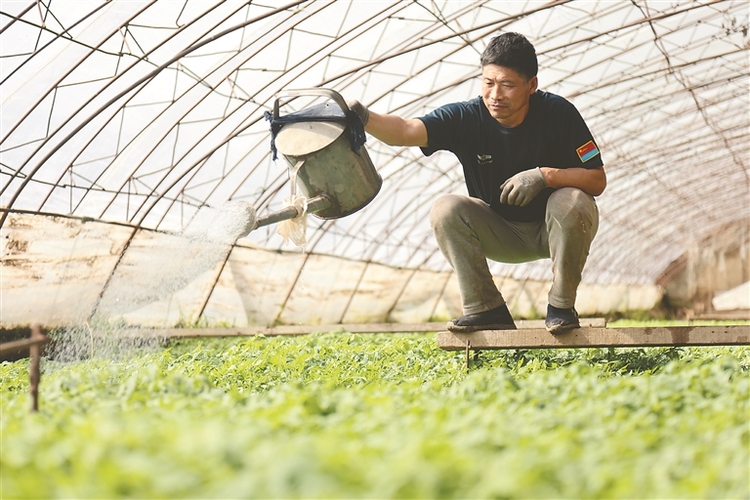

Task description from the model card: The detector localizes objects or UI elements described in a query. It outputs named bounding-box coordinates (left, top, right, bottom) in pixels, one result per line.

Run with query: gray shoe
left=545, top=305, right=580, bottom=334
left=447, top=304, right=517, bottom=333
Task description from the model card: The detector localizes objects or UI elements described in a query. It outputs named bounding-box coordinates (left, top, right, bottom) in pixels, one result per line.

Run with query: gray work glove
left=347, top=100, right=369, bottom=126
left=499, top=167, right=547, bottom=207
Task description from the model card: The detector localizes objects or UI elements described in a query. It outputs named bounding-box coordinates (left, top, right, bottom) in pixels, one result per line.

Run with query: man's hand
left=499, top=167, right=547, bottom=206
left=347, top=100, right=369, bottom=126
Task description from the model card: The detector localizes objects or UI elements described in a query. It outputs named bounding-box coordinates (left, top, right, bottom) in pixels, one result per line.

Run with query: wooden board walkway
left=437, top=325, right=750, bottom=351
left=129, top=318, right=607, bottom=339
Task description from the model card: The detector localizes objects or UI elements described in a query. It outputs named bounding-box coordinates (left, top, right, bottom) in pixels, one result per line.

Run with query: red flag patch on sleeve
left=576, top=140, right=600, bottom=163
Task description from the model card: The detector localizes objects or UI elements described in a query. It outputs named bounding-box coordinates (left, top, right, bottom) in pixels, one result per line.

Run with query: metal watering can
left=249, top=88, right=382, bottom=231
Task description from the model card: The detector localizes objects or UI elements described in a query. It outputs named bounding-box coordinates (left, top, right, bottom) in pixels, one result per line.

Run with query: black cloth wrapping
left=264, top=102, right=366, bottom=160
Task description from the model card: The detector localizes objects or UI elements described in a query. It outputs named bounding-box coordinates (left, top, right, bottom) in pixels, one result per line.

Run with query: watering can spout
left=248, top=194, right=332, bottom=234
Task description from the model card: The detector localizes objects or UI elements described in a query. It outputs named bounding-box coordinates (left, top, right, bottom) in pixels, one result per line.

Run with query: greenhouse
left=1, top=1, right=748, bottom=499
left=1, top=0, right=748, bottom=328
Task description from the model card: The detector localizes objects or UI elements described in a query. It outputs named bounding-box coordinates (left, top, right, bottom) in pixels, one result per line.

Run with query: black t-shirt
left=418, top=91, right=603, bottom=222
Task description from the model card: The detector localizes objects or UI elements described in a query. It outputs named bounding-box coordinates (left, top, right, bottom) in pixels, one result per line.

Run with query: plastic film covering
left=1, top=1, right=748, bottom=327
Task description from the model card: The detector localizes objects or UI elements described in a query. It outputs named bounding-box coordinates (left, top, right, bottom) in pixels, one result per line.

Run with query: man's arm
left=500, top=165, right=607, bottom=206
left=540, top=166, right=607, bottom=196
left=348, top=101, right=428, bottom=148
left=364, top=110, right=428, bottom=148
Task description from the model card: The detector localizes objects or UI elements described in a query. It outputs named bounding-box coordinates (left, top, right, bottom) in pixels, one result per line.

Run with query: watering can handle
left=272, top=88, right=350, bottom=120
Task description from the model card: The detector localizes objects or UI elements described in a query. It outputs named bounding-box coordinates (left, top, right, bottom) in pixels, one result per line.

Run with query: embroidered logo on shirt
left=576, top=141, right=600, bottom=163
left=476, top=154, right=493, bottom=165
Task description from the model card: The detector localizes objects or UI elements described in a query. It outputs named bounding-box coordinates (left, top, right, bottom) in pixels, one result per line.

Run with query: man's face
left=481, top=64, right=538, bottom=127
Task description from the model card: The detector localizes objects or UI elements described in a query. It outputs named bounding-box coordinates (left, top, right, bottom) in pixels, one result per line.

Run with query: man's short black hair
left=480, top=32, right=538, bottom=80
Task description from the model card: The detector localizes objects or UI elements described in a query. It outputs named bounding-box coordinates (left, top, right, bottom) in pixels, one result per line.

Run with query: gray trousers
left=429, top=188, right=599, bottom=315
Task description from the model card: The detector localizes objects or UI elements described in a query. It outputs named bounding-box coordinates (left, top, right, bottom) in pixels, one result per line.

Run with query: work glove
left=347, top=100, right=370, bottom=127
left=499, top=167, right=547, bottom=207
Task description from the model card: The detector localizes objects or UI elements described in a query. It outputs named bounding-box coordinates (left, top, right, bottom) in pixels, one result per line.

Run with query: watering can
left=244, top=88, right=382, bottom=233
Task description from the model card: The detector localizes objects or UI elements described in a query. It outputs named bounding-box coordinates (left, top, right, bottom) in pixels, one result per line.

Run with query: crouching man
left=348, top=32, right=606, bottom=334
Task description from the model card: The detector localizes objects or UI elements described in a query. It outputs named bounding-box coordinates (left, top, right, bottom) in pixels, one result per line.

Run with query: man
left=348, top=32, right=606, bottom=334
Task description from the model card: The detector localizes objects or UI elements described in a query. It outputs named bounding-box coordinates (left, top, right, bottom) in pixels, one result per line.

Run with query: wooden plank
left=695, top=311, right=749, bottom=321
left=0, top=335, right=51, bottom=355
left=130, top=323, right=445, bottom=339
left=516, top=318, right=606, bottom=329
left=437, top=325, right=750, bottom=351
left=126, top=318, right=607, bottom=339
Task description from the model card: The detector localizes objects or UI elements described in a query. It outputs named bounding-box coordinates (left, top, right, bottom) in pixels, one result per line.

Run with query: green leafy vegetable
left=1, top=333, right=748, bottom=499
